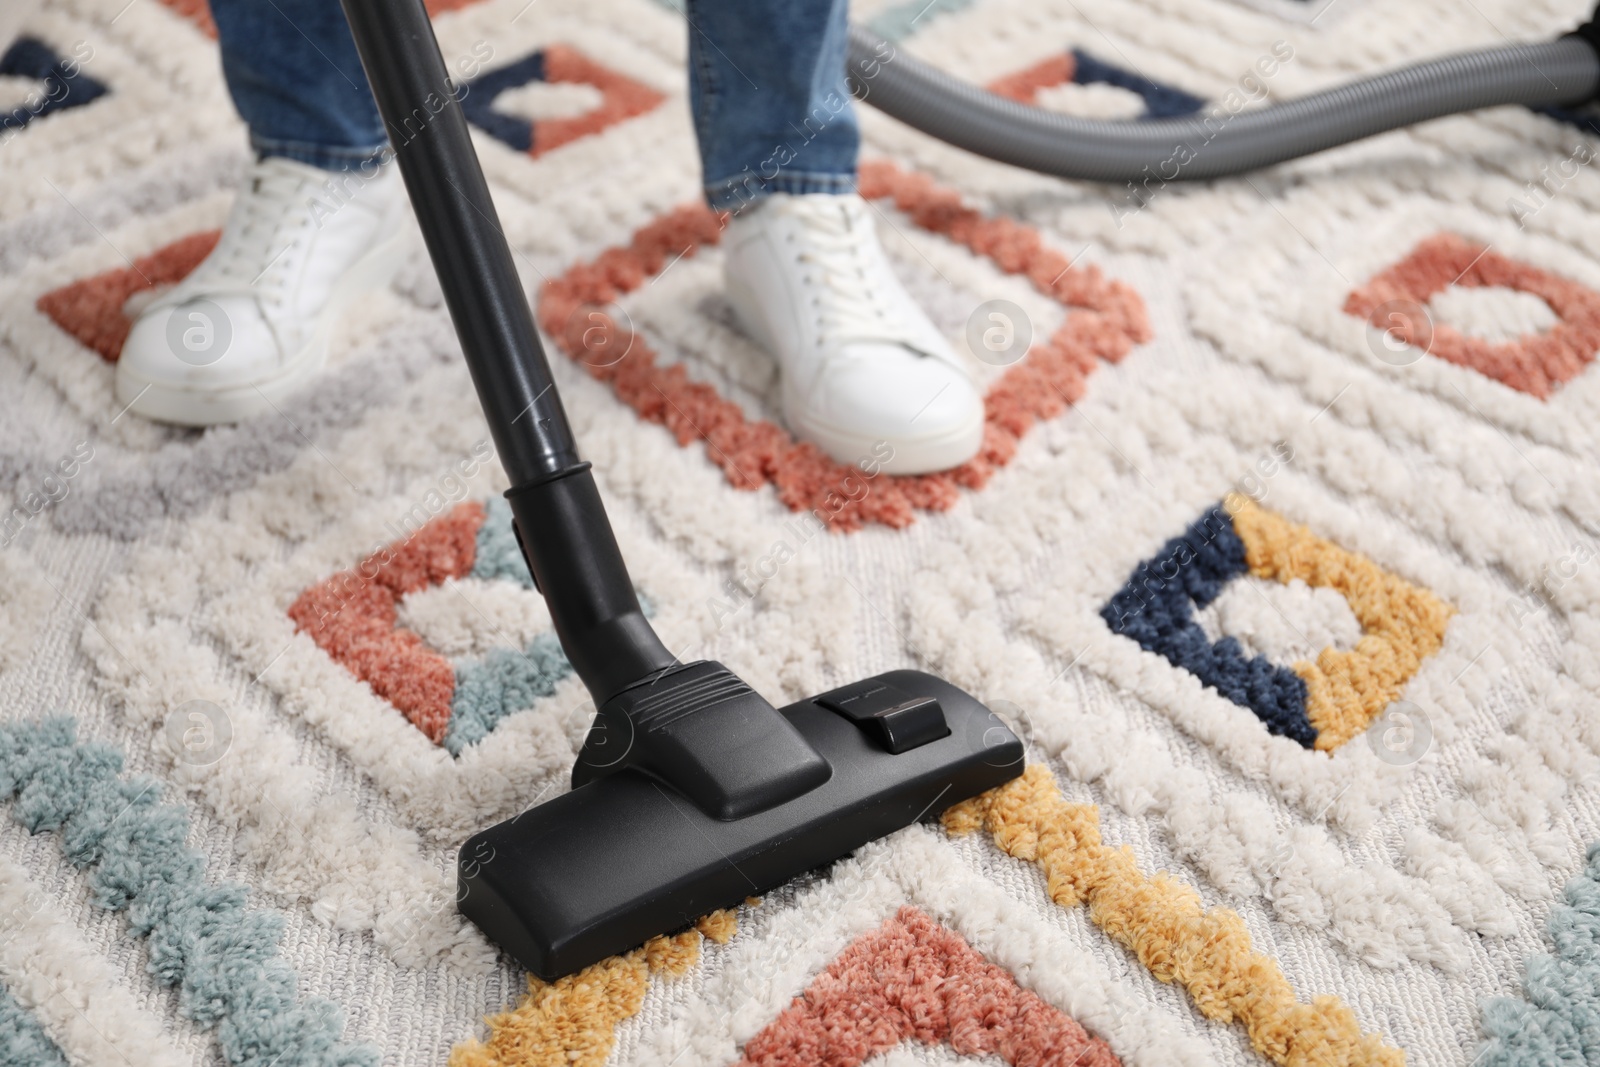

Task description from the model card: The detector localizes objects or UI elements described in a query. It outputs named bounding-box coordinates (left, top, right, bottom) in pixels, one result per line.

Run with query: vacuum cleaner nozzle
left=459, top=668, right=1022, bottom=980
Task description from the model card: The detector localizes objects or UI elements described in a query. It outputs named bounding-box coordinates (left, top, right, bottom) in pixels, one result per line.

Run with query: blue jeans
left=209, top=0, right=859, bottom=209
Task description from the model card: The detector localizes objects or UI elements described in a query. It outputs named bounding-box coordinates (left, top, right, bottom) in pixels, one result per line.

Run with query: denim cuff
left=252, top=133, right=390, bottom=172
left=704, top=168, right=859, bottom=214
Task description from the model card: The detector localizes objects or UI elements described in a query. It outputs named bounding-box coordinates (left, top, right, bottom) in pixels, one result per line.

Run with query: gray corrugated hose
left=845, top=25, right=1600, bottom=182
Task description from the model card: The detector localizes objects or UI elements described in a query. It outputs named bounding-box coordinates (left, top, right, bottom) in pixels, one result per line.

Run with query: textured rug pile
left=4, top=0, right=1600, bottom=1063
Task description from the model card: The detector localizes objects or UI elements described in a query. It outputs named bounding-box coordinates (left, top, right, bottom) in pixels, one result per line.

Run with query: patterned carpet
left=3, top=0, right=1600, bottom=1063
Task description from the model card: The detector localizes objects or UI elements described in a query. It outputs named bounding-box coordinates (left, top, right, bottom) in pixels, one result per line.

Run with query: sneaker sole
left=791, top=406, right=985, bottom=476
left=114, top=218, right=414, bottom=427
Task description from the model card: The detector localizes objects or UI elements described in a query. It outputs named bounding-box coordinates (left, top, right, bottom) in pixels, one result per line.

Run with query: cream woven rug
left=3, top=0, right=1600, bottom=1064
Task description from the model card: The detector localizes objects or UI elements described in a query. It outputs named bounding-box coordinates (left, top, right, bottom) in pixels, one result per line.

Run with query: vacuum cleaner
left=339, top=0, right=1025, bottom=981
left=339, top=0, right=1600, bottom=981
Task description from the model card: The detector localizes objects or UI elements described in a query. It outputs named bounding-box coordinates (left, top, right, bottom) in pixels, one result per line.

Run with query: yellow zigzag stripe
left=449, top=910, right=739, bottom=1067
left=944, top=765, right=1404, bottom=1067
left=1227, top=495, right=1453, bottom=751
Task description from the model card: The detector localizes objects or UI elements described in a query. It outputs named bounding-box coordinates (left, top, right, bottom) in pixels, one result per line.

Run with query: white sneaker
left=116, top=156, right=411, bottom=426
left=723, top=193, right=984, bottom=475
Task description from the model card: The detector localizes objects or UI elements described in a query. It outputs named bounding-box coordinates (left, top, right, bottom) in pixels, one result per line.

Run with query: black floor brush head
left=457, top=669, right=1023, bottom=980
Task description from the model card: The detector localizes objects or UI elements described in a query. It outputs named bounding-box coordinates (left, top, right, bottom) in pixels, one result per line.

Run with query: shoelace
left=175, top=164, right=320, bottom=310
left=778, top=197, right=924, bottom=352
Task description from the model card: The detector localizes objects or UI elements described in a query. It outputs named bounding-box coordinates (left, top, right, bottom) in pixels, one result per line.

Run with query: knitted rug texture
left=4, top=0, right=1600, bottom=1063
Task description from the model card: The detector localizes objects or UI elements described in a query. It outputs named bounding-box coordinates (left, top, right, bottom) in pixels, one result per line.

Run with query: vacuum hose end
left=1564, top=5, right=1600, bottom=104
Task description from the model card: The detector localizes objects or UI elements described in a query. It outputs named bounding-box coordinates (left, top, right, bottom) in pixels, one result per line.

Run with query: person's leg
left=209, top=0, right=388, bottom=169
left=690, top=1, right=984, bottom=474
left=685, top=0, right=859, bottom=213
left=116, top=0, right=407, bottom=425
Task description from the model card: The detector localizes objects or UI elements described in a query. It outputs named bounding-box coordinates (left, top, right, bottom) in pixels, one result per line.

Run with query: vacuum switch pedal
left=814, top=679, right=950, bottom=753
